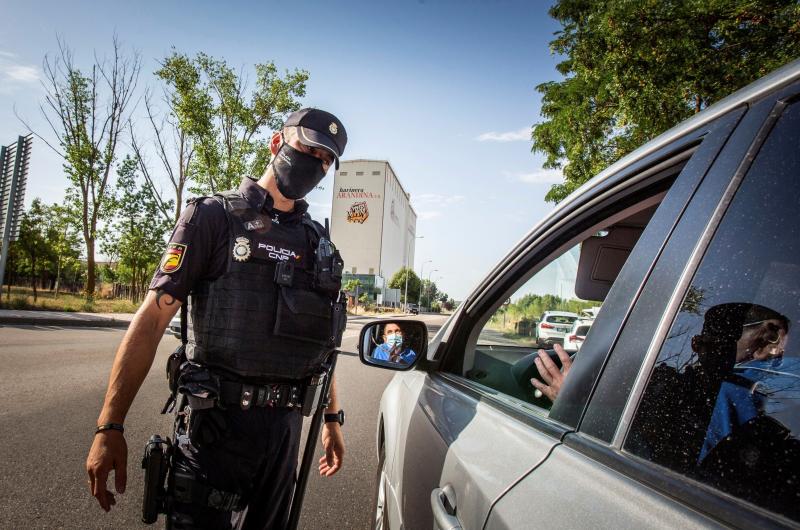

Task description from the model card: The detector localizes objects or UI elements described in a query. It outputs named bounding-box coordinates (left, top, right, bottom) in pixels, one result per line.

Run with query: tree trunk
left=85, top=238, right=96, bottom=300
left=31, top=255, right=37, bottom=302
left=54, top=257, right=62, bottom=298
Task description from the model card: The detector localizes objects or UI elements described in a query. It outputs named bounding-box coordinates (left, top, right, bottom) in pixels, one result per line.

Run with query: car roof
left=544, top=311, right=580, bottom=317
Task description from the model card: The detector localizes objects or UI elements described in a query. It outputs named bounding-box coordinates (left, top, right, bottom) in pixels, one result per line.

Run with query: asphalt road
left=0, top=313, right=446, bottom=529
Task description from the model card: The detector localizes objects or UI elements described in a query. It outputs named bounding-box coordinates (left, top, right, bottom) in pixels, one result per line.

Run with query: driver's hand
left=86, top=431, right=128, bottom=512
left=530, top=343, right=573, bottom=402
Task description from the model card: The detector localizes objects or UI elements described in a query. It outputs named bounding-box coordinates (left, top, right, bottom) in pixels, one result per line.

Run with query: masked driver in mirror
left=372, top=322, right=417, bottom=364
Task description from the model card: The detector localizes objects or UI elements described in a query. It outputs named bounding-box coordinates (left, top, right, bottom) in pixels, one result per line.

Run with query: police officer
left=86, top=108, right=348, bottom=529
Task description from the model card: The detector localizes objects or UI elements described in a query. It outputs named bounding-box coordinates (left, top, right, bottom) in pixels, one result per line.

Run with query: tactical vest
left=186, top=190, right=344, bottom=381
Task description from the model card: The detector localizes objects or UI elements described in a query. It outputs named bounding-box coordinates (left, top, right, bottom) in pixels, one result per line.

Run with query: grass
left=0, top=286, right=140, bottom=313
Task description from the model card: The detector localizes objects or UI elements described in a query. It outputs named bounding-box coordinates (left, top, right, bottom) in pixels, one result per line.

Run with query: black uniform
left=150, top=177, right=342, bottom=530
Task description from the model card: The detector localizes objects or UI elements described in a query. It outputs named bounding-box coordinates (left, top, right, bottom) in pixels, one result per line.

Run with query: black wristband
left=95, top=423, right=124, bottom=435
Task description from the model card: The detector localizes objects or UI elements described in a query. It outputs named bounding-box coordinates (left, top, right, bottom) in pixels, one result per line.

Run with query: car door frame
left=392, top=94, right=749, bottom=530
left=556, top=78, right=800, bottom=530
left=422, top=103, right=747, bottom=432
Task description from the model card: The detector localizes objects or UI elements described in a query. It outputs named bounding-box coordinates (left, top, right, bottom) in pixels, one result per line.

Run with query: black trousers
left=166, top=406, right=303, bottom=530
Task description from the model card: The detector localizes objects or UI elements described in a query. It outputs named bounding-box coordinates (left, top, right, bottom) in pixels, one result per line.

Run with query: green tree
left=419, top=279, right=440, bottom=308
left=155, top=51, right=309, bottom=194
left=46, top=203, right=83, bottom=297
left=533, top=0, right=800, bottom=203
left=101, top=156, right=174, bottom=302
left=28, top=37, right=141, bottom=298
left=388, top=267, right=421, bottom=304
left=16, top=199, right=53, bottom=301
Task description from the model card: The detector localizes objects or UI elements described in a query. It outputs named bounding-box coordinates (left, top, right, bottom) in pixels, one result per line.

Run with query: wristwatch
left=324, top=409, right=345, bottom=426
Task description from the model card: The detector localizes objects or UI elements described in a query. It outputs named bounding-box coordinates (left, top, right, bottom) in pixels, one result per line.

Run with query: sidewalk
left=0, top=309, right=135, bottom=328
left=0, top=309, right=414, bottom=329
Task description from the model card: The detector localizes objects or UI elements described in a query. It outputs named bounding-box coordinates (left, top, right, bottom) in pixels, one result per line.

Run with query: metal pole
left=418, top=260, right=431, bottom=308
left=287, top=351, right=339, bottom=530
left=0, top=137, right=24, bottom=291
left=402, top=237, right=412, bottom=311
left=425, top=269, right=437, bottom=312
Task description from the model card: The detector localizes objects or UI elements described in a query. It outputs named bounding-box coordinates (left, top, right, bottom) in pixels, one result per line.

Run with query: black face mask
left=272, top=140, right=327, bottom=200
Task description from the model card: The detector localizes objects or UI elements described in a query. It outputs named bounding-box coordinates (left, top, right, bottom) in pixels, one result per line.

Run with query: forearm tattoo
left=155, top=289, right=177, bottom=310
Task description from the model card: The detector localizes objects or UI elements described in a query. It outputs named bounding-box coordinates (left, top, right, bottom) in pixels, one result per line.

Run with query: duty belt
left=218, top=381, right=305, bottom=410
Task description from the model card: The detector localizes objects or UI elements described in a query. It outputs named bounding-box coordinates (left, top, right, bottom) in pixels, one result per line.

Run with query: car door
left=394, top=92, right=747, bottom=530
left=485, top=72, right=800, bottom=529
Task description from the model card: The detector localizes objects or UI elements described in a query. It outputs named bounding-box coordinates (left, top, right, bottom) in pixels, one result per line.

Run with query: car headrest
left=575, top=226, right=643, bottom=302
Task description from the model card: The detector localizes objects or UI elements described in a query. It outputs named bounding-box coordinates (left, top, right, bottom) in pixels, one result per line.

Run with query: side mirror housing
left=358, top=319, right=428, bottom=371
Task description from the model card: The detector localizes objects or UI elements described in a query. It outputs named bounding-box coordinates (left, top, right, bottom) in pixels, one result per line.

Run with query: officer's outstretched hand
left=319, top=423, right=345, bottom=477
left=86, top=431, right=128, bottom=511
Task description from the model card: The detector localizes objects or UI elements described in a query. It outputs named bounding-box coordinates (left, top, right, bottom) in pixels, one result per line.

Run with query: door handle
left=431, top=484, right=462, bottom=530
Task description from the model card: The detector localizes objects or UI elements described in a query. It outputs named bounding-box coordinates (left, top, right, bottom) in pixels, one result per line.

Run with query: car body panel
left=486, top=444, right=724, bottom=530
left=394, top=373, right=560, bottom=530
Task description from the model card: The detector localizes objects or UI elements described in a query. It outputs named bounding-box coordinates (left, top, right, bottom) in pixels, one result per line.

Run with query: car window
left=624, top=100, right=800, bottom=522
left=548, top=316, right=577, bottom=324
left=463, top=244, right=600, bottom=411
left=575, top=325, right=591, bottom=336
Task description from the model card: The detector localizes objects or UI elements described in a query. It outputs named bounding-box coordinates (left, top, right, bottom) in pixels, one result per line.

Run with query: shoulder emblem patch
left=160, top=243, right=187, bottom=274
left=232, top=237, right=252, bottom=262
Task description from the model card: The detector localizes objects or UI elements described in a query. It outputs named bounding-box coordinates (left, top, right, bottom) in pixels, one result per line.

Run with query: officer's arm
left=96, top=289, right=180, bottom=425
left=86, top=289, right=180, bottom=511
left=319, top=375, right=345, bottom=477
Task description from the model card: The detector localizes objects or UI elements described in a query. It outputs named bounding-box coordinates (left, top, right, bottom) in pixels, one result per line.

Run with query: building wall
left=330, top=161, right=386, bottom=275
left=330, top=160, right=417, bottom=290
left=378, top=163, right=416, bottom=281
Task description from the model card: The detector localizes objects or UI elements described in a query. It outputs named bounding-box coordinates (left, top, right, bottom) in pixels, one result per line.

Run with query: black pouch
left=331, top=300, right=347, bottom=347
left=186, top=408, right=227, bottom=448
left=274, top=287, right=334, bottom=345
left=166, top=344, right=187, bottom=395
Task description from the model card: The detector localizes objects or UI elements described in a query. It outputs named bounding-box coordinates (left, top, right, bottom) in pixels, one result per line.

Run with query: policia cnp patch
left=160, top=243, right=187, bottom=274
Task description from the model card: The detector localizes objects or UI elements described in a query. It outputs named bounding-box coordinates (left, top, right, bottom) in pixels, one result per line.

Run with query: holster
left=141, top=434, right=172, bottom=524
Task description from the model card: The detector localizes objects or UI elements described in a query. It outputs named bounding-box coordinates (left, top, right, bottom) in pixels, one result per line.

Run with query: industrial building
left=330, top=160, right=417, bottom=304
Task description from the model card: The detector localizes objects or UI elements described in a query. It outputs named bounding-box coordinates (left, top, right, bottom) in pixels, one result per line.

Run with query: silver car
left=359, top=60, right=800, bottom=529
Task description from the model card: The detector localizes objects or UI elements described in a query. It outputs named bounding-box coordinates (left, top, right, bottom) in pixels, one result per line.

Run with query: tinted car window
left=625, top=101, right=800, bottom=521
left=547, top=316, right=577, bottom=324
left=575, top=325, right=591, bottom=336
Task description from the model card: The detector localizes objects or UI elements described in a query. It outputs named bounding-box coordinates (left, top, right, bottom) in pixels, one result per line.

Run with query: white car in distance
left=563, top=319, right=593, bottom=353
left=536, top=310, right=579, bottom=347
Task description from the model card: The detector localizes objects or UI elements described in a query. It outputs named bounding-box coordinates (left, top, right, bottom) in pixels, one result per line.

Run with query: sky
left=0, top=0, right=565, bottom=301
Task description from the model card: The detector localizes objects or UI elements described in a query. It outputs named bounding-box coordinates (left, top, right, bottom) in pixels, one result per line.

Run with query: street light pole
left=418, top=260, right=432, bottom=307
left=424, top=269, right=438, bottom=310
left=403, top=235, right=423, bottom=311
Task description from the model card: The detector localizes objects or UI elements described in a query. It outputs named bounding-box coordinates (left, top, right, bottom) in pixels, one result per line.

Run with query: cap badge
left=329, top=122, right=338, bottom=135
left=232, top=237, right=252, bottom=262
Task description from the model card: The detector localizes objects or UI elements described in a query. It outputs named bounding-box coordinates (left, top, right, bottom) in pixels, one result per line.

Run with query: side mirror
left=358, top=319, right=428, bottom=371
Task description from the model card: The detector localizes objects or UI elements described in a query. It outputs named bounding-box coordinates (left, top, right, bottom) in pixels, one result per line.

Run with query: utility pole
left=424, top=269, right=438, bottom=311
left=403, top=235, right=423, bottom=311
left=418, top=260, right=432, bottom=308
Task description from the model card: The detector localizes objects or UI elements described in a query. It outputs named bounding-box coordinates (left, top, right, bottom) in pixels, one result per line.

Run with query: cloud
left=5, top=64, right=39, bottom=82
left=476, top=127, right=530, bottom=142
left=413, top=193, right=464, bottom=206
left=515, top=169, right=563, bottom=185
left=417, top=211, right=443, bottom=221
left=0, top=52, right=40, bottom=90
left=411, top=193, right=463, bottom=222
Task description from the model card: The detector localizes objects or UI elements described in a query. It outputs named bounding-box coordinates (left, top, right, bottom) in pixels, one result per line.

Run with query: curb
left=0, top=317, right=132, bottom=329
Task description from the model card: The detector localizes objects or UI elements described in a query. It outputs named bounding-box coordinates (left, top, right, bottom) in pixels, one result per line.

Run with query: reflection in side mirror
left=358, top=319, right=428, bottom=371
